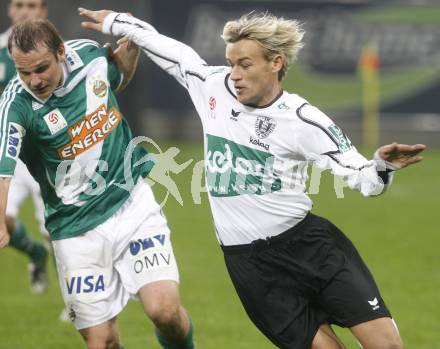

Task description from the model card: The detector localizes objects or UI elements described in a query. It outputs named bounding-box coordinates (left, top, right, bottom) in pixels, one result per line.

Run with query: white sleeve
left=294, top=103, right=397, bottom=197
left=102, top=12, right=210, bottom=89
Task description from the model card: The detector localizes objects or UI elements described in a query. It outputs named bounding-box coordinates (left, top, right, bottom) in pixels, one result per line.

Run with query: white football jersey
left=104, top=13, right=395, bottom=245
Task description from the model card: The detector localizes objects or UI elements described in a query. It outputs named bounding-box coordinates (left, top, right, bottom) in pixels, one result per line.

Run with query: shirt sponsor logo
left=328, top=124, right=352, bottom=152
left=255, top=116, right=276, bottom=139
left=6, top=122, right=25, bottom=160
left=57, top=104, right=122, bottom=160
left=249, top=136, right=270, bottom=151
left=44, top=108, right=68, bottom=135
left=65, top=274, right=105, bottom=295
left=206, top=134, right=281, bottom=197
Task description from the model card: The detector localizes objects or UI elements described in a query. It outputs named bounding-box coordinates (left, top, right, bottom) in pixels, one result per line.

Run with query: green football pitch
left=0, top=144, right=438, bottom=349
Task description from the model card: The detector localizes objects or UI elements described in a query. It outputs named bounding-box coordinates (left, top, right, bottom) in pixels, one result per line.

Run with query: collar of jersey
left=224, top=72, right=285, bottom=109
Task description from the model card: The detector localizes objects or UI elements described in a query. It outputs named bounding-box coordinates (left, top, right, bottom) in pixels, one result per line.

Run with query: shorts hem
left=339, top=312, right=392, bottom=328
left=73, top=297, right=129, bottom=330
left=132, top=275, right=180, bottom=296
left=305, top=319, right=329, bottom=348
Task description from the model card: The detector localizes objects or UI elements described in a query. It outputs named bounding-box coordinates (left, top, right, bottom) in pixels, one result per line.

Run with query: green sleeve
left=0, top=94, right=26, bottom=176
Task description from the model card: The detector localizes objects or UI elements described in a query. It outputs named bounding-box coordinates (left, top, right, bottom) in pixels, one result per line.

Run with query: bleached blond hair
left=222, top=12, right=305, bottom=81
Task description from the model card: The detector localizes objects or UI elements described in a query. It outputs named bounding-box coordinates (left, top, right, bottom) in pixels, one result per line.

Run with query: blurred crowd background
left=1, top=0, right=439, bottom=148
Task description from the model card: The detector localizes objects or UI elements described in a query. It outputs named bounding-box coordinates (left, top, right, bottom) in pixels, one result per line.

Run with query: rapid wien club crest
left=255, top=116, right=276, bottom=139
left=92, top=79, right=108, bottom=98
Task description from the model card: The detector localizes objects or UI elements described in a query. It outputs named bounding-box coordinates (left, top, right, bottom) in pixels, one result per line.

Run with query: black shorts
left=222, top=213, right=391, bottom=349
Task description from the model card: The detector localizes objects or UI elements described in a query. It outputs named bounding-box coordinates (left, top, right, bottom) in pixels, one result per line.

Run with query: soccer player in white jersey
left=0, top=0, right=49, bottom=294
left=80, top=8, right=426, bottom=349
left=0, top=19, right=195, bottom=349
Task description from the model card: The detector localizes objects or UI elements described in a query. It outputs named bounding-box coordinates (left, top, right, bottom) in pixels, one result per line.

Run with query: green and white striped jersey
left=104, top=13, right=396, bottom=246
left=0, top=39, right=153, bottom=240
left=0, top=29, right=16, bottom=93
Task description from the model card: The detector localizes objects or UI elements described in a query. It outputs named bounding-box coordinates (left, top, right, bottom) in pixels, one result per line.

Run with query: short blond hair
left=222, top=12, right=305, bottom=80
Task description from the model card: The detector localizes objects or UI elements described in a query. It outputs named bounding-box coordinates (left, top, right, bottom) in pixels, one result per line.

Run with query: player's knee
left=85, top=336, right=119, bottom=349
left=149, top=303, right=182, bottom=330
left=381, top=336, right=403, bottom=349
left=82, top=326, right=119, bottom=349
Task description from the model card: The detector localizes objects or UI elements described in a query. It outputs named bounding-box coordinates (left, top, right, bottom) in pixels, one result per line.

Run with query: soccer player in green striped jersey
left=0, top=19, right=194, bottom=349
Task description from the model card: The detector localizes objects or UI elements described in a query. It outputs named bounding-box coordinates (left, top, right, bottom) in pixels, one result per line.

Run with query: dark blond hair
left=222, top=12, right=305, bottom=80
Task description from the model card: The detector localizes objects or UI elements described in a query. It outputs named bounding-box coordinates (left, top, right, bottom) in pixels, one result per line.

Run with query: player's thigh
left=311, top=324, right=346, bottom=349
left=350, top=318, right=402, bottom=349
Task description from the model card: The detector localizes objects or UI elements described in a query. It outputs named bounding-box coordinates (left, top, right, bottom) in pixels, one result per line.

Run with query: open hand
left=78, top=7, right=113, bottom=33
left=377, top=143, right=426, bottom=169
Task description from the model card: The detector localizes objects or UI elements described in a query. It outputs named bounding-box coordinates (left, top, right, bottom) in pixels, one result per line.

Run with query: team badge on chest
left=44, top=108, right=68, bottom=135
left=255, top=116, right=276, bottom=139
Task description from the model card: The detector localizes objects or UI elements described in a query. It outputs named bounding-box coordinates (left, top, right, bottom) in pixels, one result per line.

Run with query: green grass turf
left=0, top=144, right=438, bottom=349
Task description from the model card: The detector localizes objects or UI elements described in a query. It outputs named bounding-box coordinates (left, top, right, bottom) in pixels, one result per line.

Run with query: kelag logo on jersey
left=205, top=134, right=281, bottom=197
left=65, top=274, right=105, bottom=295
left=6, top=122, right=25, bottom=160
left=57, top=104, right=121, bottom=160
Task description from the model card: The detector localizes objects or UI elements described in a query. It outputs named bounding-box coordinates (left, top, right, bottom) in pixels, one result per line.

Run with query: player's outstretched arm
left=376, top=143, right=426, bottom=169
left=0, top=177, right=11, bottom=248
left=79, top=8, right=208, bottom=88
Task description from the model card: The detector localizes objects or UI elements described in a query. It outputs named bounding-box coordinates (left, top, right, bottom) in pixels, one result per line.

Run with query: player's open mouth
left=235, top=86, right=245, bottom=95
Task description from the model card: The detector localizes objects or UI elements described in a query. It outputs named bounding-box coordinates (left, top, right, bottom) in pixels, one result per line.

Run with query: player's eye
left=35, top=65, right=48, bottom=74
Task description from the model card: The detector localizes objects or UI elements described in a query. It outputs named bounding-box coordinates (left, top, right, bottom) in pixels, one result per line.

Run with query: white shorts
left=6, top=159, right=48, bottom=237
left=52, top=180, right=179, bottom=330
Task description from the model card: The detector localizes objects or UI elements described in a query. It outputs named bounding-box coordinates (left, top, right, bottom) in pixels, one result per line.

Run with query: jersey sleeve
left=293, top=103, right=395, bottom=196
left=0, top=88, right=27, bottom=177
left=102, top=13, right=211, bottom=90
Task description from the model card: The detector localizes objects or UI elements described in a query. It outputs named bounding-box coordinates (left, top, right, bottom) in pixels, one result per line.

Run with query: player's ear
left=271, top=55, right=283, bottom=74
left=57, top=44, right=66, bottom=62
